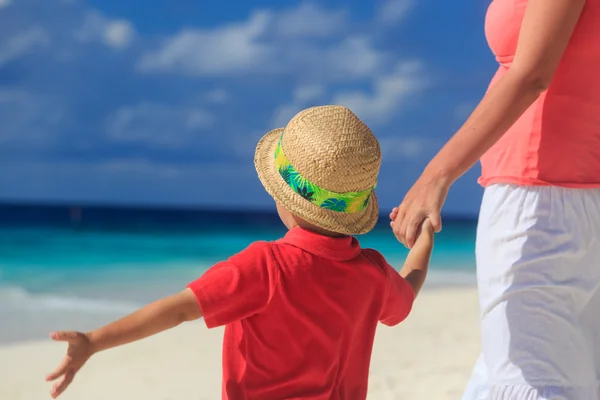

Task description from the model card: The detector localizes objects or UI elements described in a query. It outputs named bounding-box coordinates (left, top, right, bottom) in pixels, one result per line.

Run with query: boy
left=45, top=105, right=434, bottom=399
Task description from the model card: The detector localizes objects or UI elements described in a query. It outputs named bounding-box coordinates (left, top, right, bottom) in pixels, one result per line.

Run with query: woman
left=390, top=0, right=600, bottom=398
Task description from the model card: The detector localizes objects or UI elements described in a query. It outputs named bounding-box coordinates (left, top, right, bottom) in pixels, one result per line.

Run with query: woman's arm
left=423, top=0, right=586, bottom=185
left=393, top=0, right=586, bottom=248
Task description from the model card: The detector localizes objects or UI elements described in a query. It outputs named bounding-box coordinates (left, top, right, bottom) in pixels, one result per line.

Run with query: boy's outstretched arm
left=399, top=218, right=434, bottom=297
left=45, top=288, right=202, bottom=398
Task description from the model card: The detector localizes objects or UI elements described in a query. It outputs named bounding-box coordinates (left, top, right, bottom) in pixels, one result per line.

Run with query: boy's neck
left=292, top=221, right=347, bottom=238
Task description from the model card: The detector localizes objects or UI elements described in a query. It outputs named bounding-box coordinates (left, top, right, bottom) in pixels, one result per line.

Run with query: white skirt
left=462, top=184, right=600, bottom=400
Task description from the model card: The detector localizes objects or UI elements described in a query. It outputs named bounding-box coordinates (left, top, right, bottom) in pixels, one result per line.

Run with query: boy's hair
left=254, top=105, right=381, bottom=235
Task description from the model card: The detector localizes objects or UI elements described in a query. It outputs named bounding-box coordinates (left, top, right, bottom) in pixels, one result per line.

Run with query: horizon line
left=0, top=198, right=478, bottom=221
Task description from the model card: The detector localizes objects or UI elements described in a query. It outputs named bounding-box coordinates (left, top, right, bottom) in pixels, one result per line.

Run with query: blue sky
left=0, top=0, right=496, bottom=216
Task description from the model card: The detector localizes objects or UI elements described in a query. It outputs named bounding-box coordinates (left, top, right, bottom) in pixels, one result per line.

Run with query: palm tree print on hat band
left=274, top=135, right=376, bottom=213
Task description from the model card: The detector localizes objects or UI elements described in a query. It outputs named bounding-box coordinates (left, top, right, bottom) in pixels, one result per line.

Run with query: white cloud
left=137, top=3, right=384, bottom=81
left=379, top=137, right=438, bottom=160
left=332, top=60, right=427, bottom=125
left=137, top=11, right=271, bottom=76
left=203, top=89, right=230, bottom=104
left=103, top=20, right=134, bottom=49
left=0, top=27, right=49, bottom=67
left=271, top=84, right=325, bottom=127
left=0, top=0, right=12, bottom=9
left=321, top=36, right=386, bottom=79
left=272, top=105, right=302, bottom=128
left=75, top=11, right=135, bottom=49
left=106, top=102, right=214, bottom=148
left=293, top=85, right=324, bottom=103
left=273, top=2, right=347, bottom=38
left=376, top=0, right=413, bottom=26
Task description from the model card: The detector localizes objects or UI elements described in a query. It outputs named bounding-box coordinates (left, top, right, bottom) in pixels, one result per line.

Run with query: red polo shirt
left=187, top=227, right=414, bottom=400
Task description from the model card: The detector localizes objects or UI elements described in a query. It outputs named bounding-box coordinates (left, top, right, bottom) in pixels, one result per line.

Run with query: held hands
left=390, top=178, right=449, bottom=248
left=415, top=217, right=435, bottom=244
left=45, top=331, right=94, bottom=398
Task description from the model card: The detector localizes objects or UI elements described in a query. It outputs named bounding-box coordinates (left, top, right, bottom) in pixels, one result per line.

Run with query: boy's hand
left=46, top=331, right=93, bottom=398
left=414, top=218, right=434, bottom=244
left=397, top=217, right=434, bottom=297
left=44, top=289, right=202, bottom=398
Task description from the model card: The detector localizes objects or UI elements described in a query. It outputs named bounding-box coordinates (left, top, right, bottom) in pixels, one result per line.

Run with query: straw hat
left=254, top=105, right=381, bottom=235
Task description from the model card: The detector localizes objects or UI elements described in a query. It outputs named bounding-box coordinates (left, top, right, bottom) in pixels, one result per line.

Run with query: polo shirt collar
left=278, top=227, right=361, bottom=261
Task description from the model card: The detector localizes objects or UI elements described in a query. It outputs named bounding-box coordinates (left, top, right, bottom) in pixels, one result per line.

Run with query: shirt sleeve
left=379, top=263, right=415, bottom=326
left=187, top=241, right=278, bottom=328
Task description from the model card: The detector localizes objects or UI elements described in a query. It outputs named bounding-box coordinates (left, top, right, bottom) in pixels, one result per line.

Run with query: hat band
left=274, top=135, right=376, bottom=213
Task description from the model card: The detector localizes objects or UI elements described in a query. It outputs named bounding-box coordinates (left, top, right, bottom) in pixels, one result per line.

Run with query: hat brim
left=254, top=128, right=379, bottom=235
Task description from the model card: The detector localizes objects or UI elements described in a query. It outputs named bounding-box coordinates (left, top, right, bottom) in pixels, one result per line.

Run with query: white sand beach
left=0, top=288, right=480, bottom=400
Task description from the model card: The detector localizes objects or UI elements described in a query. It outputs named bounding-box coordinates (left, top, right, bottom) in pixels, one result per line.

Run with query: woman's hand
left=45, top=331, right=94, bottom=398
left=390, top=177, right=449, bottom=248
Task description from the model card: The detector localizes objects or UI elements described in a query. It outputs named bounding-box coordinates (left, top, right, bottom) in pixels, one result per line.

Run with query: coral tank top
left=479, top=0, right=600, bottom=187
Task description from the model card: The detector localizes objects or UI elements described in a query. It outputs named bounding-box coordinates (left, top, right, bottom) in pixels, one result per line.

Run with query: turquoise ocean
left=0, top=203, right=477, bottom=344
